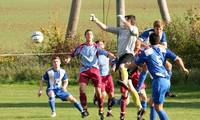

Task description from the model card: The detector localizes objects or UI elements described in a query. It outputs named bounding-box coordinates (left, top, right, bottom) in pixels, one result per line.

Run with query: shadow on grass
left=0, top=101, right=200, bottom=109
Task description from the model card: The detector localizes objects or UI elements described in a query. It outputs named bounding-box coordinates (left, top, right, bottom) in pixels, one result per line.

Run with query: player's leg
left=127, top=80, right=145, bottom=120
left=140, top=88, right=148, bottom=112
left=165, top=61, right=177, bottom=97
left=105, top=75, right=115, bottom=117
left=128, top=80, right=142, bottom=109
left=152, top=78, right=170, bottom=120
left=79, top=71, right=89, bottom=115
left=47, top=90, right=56, bottom=117
left=66, top=94, right=88, bottom=118
left=89, top=67, right=104, bottom=120
left=120, top=87, right=129, bottom=120
left=149, top=98, right=157, bottom=120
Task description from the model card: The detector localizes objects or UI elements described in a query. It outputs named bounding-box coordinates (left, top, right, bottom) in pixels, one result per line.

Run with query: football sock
left=80, top=92, right=87, bottom=109
left=120, top=96, right=127, bottom=113
left=141, top=100, right=147, bottom=110
left=150, top=106, right=157, bottom=120
left=130, top=87, right=142, bottom=109
left=74, top=102, right=84, bottom=112
left=157, top=110, right=169, bottom=120
left=49, top=97, right=55, bottom=112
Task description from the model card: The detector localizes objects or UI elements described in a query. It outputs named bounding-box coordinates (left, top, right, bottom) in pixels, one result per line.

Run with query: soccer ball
left=31, top=31, right=44, bottom=43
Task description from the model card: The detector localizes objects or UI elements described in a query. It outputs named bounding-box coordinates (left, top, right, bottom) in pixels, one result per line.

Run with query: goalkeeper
left=90, top=14, right=144, bottom=120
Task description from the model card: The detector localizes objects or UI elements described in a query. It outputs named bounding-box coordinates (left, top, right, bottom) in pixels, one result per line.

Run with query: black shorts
left=116, top=53, right=135, bottom=70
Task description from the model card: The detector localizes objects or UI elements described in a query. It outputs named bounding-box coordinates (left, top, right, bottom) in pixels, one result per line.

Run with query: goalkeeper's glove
left=90, top=14, right=98, bottom=22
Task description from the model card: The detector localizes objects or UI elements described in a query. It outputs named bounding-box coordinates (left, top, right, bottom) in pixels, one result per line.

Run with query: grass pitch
left=0, top=84, right=199, bottom=120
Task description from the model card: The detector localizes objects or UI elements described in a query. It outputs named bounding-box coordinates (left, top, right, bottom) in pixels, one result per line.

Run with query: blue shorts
left=152, top=77, right=170, bottom=104
left=46, top=88, right=71, bottom=101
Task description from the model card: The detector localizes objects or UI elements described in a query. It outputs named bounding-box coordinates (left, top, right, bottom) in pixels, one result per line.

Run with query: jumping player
left=65, top=29, right=116, bottom=120
left=90, top=14, right=144, bottom=120
left=93, top=40, right=116, bottom=117
left=133, top=33, right=189, bottom=120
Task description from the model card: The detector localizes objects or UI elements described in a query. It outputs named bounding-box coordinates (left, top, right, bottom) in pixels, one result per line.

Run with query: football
left=31, top=31, right=44, bottom=43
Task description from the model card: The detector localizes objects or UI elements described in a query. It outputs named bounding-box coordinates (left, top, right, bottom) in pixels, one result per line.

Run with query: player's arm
left=174, top=57, right=189, bottom=74
left=90, top=14, right=108, bottom=30
left=166, top=49, right=189, bottom=74
left=117, top=15, right=138, bottom=36
left=107, top=52, right=116, bottom=60
left=134, top=40, right=141, bottom=54
left=62, top=72, right=68, bottom=91
left=62, top=79, right=68, bottom=92
left=38, top=72, right=49, bottom=97
left=38, top=79, right=44, bottom=97
left=65, top=45, right=82, bottom=64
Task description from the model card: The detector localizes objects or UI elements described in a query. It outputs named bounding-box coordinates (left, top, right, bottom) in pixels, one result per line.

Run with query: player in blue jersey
left=138, top=20, right=176, bottom=97
left=65, top=29, right=116, bottom=120
left=92, top=40, right=116, bottom=117
left=133, top=33, right=189, bottom=120
left=90, top=14, right=144, bottom=120
left=38, top=56, right=87, bottom=118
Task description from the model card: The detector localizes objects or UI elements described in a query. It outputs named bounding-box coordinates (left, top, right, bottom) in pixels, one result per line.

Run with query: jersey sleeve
left=138, top=30, right=149, bottom=42
left=160, top=32, right=167, bottom=46
left=42, top=72, right=49, bottom=81
left=166, top=49, right=177, bottom=61
left=71, top=44, right=83, bottom=57
left=130, top=26, right=139, bottom=36
left=62, top=72, right=68, bottom=81
left=97, top=47, right=109, bottom=56
left=106, top=26, right=121, bottom=34
left=135, top=51, right=146, bottom=65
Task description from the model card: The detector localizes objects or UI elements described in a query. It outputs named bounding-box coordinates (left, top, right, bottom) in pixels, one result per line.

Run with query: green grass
left=0, top=84, right=200, bottom=120
left=0, top=0, right=200, bottom=52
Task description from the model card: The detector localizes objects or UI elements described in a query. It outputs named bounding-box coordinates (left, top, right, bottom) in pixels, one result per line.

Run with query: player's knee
left=154, top=103, right=163, bottom=112
left=67, top=95, right=77, bottom=103
left=48, top=91, right=55, bottom=97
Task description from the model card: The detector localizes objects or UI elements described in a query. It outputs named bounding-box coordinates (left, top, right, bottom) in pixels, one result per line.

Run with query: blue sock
left=157, top=110, right=169, bottom=120
left=117, top=98, right=121, bottom=105
left=74, top=102, right=84, bottom=112
left=150, top=106, right=157, bottom=120
left=137, top=71, right=148, bottom=91
left=49, top=97, right=55, bottom=112
left=141, top=101, right=147, bottom=110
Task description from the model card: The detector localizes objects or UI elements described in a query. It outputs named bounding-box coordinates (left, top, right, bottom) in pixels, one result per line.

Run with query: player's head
left=84, top=29, right=94, bottom=42
left=153, top=20, right=163, bottom=36
left=149, top=33, right=160, bottom=45
left=125, top=15, right=136, bottom=25
left=52, top=56, right=61, bottom=70
left=95, top=40, right=105, bottom=49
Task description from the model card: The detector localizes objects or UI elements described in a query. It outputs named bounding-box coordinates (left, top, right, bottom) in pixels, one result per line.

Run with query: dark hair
left=95, top=40, right=105, bottom=44
left=125, top=15, right=136, bottom=25
left=149, top=33, right=160, bottom=45
left=153, top=20, right=163, bottom=28
left=52, top=56, right=60, bottom=61
left=84, top=29, right=92, bottom=37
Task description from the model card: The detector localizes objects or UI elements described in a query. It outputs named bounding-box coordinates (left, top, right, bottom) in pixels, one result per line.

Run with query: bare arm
left=107, top=52, right=116, bottom=60
left=62, top=79, right=68, bottom=91
left=38, top=80, right=44, bottom=97
left=117, top=15, right=132, bottom=30
left=90, top=14, right=108, bottom=30
left=174, top=57, right=189, bottom=74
